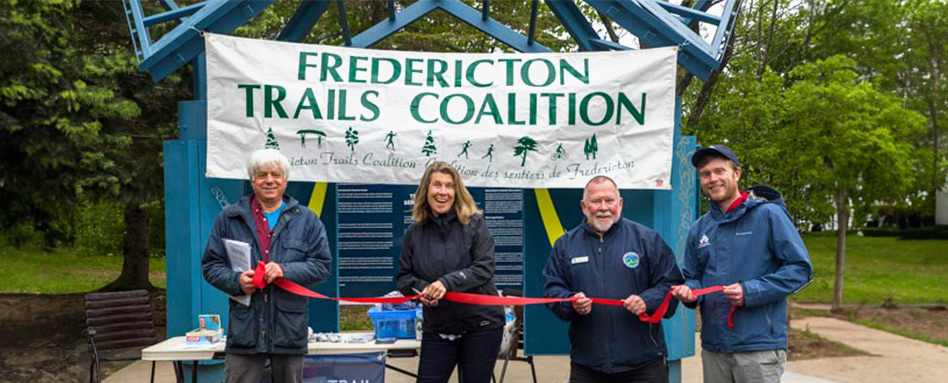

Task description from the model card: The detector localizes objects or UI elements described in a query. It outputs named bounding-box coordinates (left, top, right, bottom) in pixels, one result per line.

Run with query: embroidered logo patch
left=698, top=234, right=711, bottom=248
left=622, top=252, right=640, bottom=268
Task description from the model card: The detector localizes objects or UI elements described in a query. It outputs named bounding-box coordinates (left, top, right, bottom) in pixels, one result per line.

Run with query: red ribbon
left=250, top=261, right=736, bottom=326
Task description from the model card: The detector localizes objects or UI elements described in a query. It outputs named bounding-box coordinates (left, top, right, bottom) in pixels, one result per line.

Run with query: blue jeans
left=417, top=327, right=503, bottom=383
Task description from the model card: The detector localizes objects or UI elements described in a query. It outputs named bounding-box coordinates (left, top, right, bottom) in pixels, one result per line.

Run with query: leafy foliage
left=686, top=0, right=944, bottom=228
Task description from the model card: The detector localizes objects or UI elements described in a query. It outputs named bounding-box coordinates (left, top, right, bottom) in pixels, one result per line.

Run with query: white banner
left=206, top=34, right=677, bottom=189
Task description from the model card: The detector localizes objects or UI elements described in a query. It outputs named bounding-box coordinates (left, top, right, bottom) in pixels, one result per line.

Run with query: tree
left=899, top=0, right=948, bottom=220
left=783, top=56, right=925, bottom=310
left=344, top=127, right=359, bottom=151
left=265, top=127, right=280, bottom=149
left=584, top=134, right=598, bottom=160
left=513, top=136, right=538, bottom=166
left=421, top=130, right=437, bottom=156
left=0, top=0, right=187, bottom=290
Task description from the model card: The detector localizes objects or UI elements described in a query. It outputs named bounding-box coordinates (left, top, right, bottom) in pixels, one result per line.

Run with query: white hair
left=582, top=175, right=618, bottom=200
left=247, top=149, right=290, bottom=180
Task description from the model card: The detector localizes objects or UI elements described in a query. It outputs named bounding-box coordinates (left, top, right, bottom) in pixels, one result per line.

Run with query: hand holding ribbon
left=248, top=262, right=735, bottom=327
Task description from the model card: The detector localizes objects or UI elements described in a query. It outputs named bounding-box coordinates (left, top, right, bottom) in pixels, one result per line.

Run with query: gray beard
left=591, top=217, right=617, bottom=233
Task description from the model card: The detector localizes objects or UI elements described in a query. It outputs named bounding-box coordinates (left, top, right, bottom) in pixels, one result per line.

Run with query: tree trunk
left=103, top=203, right=154, bottom=291
left=685, top=22, right=738, bottom=131
left=832, top=188, right=849, bottom=312
left=597, top=11, right=620, bottom=43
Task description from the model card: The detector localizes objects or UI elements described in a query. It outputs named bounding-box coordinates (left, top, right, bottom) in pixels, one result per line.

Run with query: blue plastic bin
left=367, top=306, right=417, bottom=339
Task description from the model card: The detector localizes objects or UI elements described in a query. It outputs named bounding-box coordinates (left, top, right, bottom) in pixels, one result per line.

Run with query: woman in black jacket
left=396, top=161, right=504, bottom=383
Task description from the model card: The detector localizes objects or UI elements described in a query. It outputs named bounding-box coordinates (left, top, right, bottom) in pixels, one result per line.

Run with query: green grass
left=788, top=327, right=871, bottom=360
left=793, top=234, right=948, bottom=304
left=0, top=245, right=166, bottom=293
left=852, top=319, right=948, bottom=348
left=0, top=233, right=944, bottom=302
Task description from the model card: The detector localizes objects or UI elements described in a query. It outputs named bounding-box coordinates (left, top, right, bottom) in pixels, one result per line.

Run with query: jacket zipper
left=598, top=235, right=613, bottom=371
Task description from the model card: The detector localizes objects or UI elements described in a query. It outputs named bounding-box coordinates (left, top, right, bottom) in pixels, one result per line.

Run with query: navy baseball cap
left=691, top=145, right=740, bottom=168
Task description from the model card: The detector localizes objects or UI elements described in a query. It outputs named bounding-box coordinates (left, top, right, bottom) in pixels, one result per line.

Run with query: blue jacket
left=683, top=186, right=813, bottom=353
left=202, top=195, right=332, bottom=355
left=543, top=218, right=684, bottom=373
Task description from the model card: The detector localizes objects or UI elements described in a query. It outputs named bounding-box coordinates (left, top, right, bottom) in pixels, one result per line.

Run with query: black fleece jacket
left=396, top=211, right=504, bottom=335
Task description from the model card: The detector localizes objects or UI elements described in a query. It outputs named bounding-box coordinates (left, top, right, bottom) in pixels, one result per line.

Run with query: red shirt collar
left=724, top=191, right=749, bottom=214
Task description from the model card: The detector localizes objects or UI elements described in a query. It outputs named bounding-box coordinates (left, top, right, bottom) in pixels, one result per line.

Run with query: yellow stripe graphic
left=535, top=188, right=566, bottom=247
left=308, top=182, right=328, bottom=218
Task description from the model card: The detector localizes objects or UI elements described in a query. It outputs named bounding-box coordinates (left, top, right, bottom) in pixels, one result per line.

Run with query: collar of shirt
left=724, top=191, right=749, bottom=214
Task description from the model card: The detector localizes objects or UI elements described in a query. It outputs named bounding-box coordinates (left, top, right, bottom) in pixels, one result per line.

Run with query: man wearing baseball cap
left=671, top=145, right=813, bottom=382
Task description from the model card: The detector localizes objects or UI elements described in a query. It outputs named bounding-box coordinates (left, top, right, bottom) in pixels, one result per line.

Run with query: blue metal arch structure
left=125, top=0, right=739, bottom=80
left=125, top=1, right=739, bottom=381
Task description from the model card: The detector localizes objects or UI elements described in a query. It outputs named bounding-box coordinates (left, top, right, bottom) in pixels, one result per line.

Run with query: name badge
left=571, top=256, right=589, bottom=265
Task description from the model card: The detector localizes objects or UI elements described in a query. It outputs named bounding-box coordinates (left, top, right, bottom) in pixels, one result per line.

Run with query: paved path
left=105, top=316, right=947, bottom=383
left=786, top=316, right=948, bottom=383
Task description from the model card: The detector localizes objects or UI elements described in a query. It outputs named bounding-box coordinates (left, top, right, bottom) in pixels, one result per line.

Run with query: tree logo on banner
left=265, top=127, right=280, bottom=149
left=421, top=130, right=437, bottom=156
left=514, top=136, right=538, bottom=166
left=296, top=129, right=326, bottom=148
left=584, top=134, right=598, bottom=160
left=345, top=127, right=359, bottom=151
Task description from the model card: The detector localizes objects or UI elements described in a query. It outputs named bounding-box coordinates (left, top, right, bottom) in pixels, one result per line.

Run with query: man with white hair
left=543, top=175, right=684, bottom=383
left=202, top=148, right=331, bottom=383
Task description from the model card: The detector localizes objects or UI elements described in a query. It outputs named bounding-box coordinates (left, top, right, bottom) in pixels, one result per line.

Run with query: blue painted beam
left=349, top=0, right=440, bottom=48
left=122, top=0, right=145, bottom=62
left=143, top=2, right=207, bottom=27
left=589, top=38, right=630, bottom=51
left=159, top=0, right=179, bottom=11
left=584, top=0, right=714, bottom=79
left=683, top=0, right=714, bottom=28
left=277, top=0, right=331, bottom=42
left=656, top=1, right=720, bottom=25
left=353, top=0, right=550, bottom=52
left=617, top=0, right=717, bottom=66
left=527, top=0, right=539, bottom=46
left=141, top=0, right=275, bottom=82
left=544, top=0, right=601, bottom=52
left=337, top=0, right=352, bottom=46
left=710, top=0, right=739, bottom=60
left=127, top=0, right=153, bottom=58
left=437, top=0, right=550, bottom=53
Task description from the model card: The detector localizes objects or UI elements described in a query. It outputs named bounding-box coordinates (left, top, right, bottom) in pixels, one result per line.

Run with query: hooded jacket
left=202, top=195, right=332, bottom=355
left=683, top=186, right=813, bottom=353
left=396, top=211, right=505, bottom=335
left=543, top=218, right=684, bottom=373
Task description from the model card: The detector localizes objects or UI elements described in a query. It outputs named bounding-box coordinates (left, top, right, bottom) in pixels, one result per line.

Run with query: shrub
left=73, top=201, right=124, bottom=257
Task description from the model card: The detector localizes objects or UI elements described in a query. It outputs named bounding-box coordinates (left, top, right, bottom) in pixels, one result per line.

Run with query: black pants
left=569, top=358, right=668, bottom=383
left=417, top=327, right=503, bottom=383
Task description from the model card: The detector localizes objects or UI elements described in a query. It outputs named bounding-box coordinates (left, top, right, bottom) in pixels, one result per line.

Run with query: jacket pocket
left=272, top=294, right=308, bottom=348
left=280, top=238, right=307, bottom=263
left=228, top=303, right=258, bottom=348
